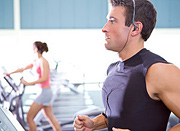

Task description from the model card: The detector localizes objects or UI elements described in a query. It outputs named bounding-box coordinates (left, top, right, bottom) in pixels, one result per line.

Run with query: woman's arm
left=6, top=64, right=33, bottom=76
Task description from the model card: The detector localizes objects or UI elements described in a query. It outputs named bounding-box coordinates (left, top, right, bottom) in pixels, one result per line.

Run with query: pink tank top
left=33, top=59, right=50, bottom=88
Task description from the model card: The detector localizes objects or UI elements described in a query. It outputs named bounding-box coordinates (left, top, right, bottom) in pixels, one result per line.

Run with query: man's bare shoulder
left=146, top=63, right=180, bottom=100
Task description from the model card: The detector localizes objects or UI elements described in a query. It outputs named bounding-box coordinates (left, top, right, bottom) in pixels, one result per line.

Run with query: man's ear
left=132, top=21, right=143, bottom=36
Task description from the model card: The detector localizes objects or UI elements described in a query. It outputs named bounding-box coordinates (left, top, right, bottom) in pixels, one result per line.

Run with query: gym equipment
left=2, top=70, right=106, bottom=131
left=2, top=74, right=81, bottom=131
left=166, top=113, right=180, bottom=131
left=33, top=72, right=105, bottom=131
left=0, top=106, right=25, bottom=131
left=3, top=75, right=27, bottom=130
left=0, top=78, right=16, bottom=106
left=0, top=80, right=6, bottom=104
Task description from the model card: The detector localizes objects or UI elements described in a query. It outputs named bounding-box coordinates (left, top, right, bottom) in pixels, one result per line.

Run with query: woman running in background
left=6, top=41, right=61, bottom=131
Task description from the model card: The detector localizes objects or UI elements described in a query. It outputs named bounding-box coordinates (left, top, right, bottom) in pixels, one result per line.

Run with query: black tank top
left=102, top=48, right=170, bottom=131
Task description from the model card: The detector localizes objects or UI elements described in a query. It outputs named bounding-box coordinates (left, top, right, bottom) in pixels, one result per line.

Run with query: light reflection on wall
left=0, top=29, right=180, bottom=83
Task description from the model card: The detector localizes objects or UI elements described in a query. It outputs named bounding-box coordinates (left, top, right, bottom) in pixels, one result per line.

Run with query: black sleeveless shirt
left=102, top=48, right=170, bottom=131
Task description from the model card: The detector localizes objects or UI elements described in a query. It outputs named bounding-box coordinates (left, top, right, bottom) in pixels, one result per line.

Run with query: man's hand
left=112, top=127, right=130, bottom=131
left=73, top=115, right=94, bottom=131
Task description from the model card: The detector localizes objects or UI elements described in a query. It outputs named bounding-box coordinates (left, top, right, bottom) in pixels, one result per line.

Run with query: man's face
left=102, top=6, right=131, bottom=53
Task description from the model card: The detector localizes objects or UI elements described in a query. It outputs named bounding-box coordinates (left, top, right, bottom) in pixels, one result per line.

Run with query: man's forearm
left=169, top=124, right=180, bottom=131
left=92, top=114, right=107, bottom=130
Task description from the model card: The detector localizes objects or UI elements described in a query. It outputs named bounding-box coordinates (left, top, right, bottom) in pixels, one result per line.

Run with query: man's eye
left=110, top=20, right=115, bottom=23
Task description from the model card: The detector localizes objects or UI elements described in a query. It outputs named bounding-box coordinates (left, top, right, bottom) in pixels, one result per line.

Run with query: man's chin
left=104, top=43, right=111, bottom=51
left=104, top=43, right=109, bottom=49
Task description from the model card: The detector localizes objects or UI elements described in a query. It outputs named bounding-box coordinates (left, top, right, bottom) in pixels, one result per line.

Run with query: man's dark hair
left=110, top=0, right=157, bottom=41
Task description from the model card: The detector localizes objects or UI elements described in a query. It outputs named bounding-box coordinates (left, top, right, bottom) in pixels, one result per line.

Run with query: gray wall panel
left=150, top=0, right=180, bottom=28
left=1, top=0, right=179, bottom=29
left=20, top=0, right=108, bottom=29
left=0, top=0, right=14, bottom=29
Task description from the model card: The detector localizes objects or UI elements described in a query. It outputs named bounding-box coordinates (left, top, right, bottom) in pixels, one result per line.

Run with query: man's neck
left=118, top=39, right=144, bottom=61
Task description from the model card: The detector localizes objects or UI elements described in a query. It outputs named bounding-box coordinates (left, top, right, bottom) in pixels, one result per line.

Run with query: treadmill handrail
left=4, top=76, right=18, bottom=92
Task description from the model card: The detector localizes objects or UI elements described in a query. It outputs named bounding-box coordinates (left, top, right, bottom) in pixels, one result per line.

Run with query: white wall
left=0, top=28, right=180, bottom=83
left=145, top=28, right=180, bottom=67
left=0, top=29, right=118, bottom=83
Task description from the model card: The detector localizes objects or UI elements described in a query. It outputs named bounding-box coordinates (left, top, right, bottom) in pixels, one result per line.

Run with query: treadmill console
left=0, top=106, right=25, bottom=131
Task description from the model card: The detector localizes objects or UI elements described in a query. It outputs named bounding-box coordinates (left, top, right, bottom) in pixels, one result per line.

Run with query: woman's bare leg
left=43, top=104, right=61, bottom=131
left=26, top=102, right=43, bottom=131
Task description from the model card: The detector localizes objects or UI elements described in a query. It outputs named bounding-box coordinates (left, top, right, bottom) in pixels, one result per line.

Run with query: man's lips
left=105, top=36, right=110, bottom=40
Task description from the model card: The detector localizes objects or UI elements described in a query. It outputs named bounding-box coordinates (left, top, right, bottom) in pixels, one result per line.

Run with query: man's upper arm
left=152, top=63, right=180, bottom=118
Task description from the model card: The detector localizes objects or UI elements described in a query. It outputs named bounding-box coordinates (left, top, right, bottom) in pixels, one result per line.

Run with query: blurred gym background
left=0, top=0, right=180, bottom=83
